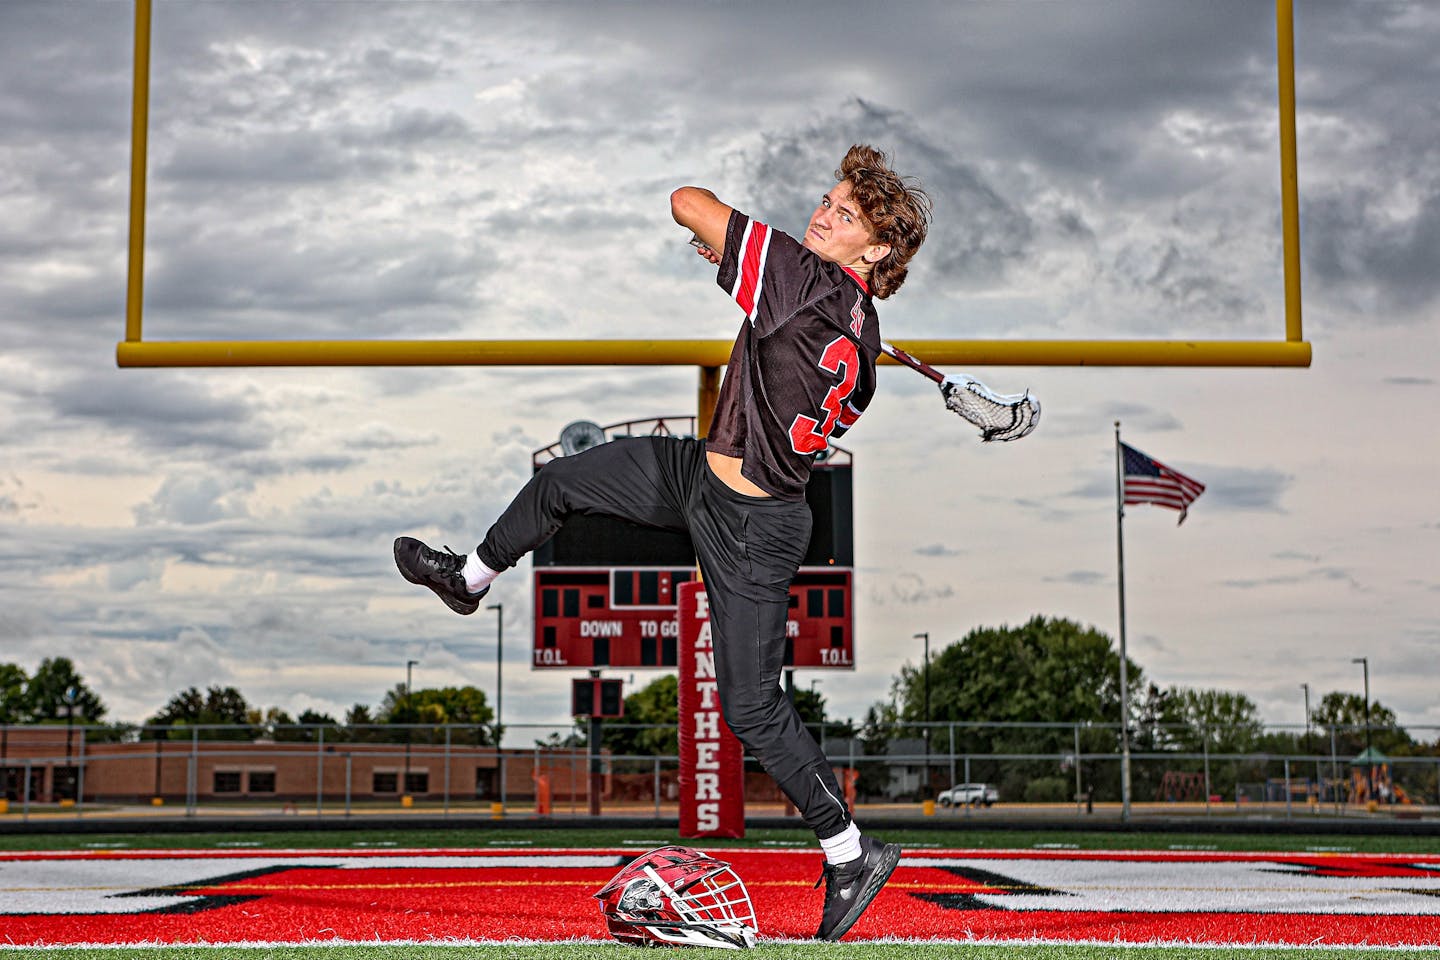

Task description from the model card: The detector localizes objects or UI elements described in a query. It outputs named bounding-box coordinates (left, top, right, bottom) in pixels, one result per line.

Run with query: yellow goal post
left=116, top=0, right=1309, bottom=372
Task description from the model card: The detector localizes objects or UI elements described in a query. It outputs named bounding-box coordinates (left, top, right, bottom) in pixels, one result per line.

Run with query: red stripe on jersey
left=841, top=266, right=869, bottom=293
left=731, top=221, right=771, bottom=321
left=837, top=401, right=862, bottom=429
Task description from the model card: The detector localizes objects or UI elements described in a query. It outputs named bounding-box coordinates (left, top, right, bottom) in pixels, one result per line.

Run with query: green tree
left=602, top=675, right=678, bottom=756
left=536, top=729, right=585, bottom=749
left=422, top=686, right=493, bottom=727
left=378, top=684, right=494, bottom=745
left=258, top=707, right=347, bottom=744
left=378, top=684, right=493, bottom=724
left=0, top=663, right=27, bottom=723
left=1311, top=691, right=1412, bottom=756
left=26, top=658, right=106, bottom=723
left=145, top=685, right=256, bottom=740
left=1132, top=683, right=1178, bottom=751
left=854, top=703, right=898, bottom=800
left=342, top=703, right=382, bottom=743
left=885, top=616, right=1138, bottom=802
left=596, top=675, right=849, bottom=758
left=792, top=687, right=827, bottom=727
left=295, top=709, right=342, bottom=742
left=860, top=701, right=898, bottom=745
left=1149, top=686, right=1267, bottom=800
left=345, top=704, right=374, bottom=725
left=255, top=706, right=294, bottom=739
left=793, top=685, right=858, bottom=755
left=378, top=683, right=414, bottom=722
left=895, top=616, right=1136, bottom=751
left=1160, top=687, right=1265, bottom=754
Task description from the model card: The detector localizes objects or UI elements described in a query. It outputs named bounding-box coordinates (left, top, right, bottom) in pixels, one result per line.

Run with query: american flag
left=1121, top=442, right=1206, bottom=524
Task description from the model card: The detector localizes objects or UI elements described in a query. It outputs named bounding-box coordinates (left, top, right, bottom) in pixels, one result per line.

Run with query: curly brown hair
left=836, top=144, right=931, bottom=300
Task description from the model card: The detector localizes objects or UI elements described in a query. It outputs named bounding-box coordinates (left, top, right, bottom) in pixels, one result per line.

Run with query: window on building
left=404, top=771, right=429, bottom=795
left=214, top=771, right=242, bottom=793
left=2, top=766, right=41, bottom=801
left=373, top=771, right=399, bottom=793
left=52, top=766, right=79, bottom=802
left=247, top=770, right=276, bottom=793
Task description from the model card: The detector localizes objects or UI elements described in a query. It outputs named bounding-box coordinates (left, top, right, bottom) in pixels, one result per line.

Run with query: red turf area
left=4, top=847, right=1440, bottom=947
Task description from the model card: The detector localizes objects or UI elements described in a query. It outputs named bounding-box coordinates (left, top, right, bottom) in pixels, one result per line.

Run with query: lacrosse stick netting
left=940, top=373, right=1041, bottom=442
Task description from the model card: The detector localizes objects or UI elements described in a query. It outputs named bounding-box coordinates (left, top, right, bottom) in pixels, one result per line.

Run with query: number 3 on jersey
left=789, top=336, right=860, bottom=455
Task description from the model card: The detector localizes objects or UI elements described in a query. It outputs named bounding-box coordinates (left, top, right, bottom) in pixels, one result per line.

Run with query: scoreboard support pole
left=586, top=668, right=603, bottom=816
left=697, top=367, right=720, bottom=438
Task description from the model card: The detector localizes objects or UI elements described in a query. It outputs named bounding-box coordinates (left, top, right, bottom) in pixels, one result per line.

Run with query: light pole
left=914, top=632, right=930, bottom=796
left=404, top=659, right=419, bottom=794
left=1351, top=657, right=1372, bottom=801
left=1301, top=681, right=1313, bottom=804
left=153, top=726, right=166, bottom=803
left=1300, top=681, right=1315, bottom=747
left=809, top=679, right=823, bottom=753
left=486, top=603, right=507, bottom=814
left=487, top=602, right=503, bottom=746
left=62, top=686, right=79, bottom=804
left=64, top=687, right=78, bottom=763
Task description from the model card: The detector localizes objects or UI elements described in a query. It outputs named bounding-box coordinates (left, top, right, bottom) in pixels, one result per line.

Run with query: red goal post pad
left=677, top=581, right=745, bottom=839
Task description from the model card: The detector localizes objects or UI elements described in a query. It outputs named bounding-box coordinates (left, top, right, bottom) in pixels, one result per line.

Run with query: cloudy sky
left=1, top=1, right=1436, bottom=740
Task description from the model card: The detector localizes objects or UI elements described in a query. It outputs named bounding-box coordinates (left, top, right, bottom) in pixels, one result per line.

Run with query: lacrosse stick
left=881, top=341, right=1041, bottom=442
left=682, top=236, right=1039, bottom=441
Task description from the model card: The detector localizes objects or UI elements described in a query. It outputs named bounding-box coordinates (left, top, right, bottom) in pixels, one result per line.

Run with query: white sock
left=462, top=551, right=501, bottom=594
left=819, top=822, right=863, bottom=865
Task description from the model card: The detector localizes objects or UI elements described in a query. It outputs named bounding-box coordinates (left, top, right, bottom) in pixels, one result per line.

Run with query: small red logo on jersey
left=849, top=294, right=864, bottom=336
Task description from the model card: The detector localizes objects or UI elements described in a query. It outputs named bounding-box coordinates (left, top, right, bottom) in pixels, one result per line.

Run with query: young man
left=394, top=144, right=930, bottom=940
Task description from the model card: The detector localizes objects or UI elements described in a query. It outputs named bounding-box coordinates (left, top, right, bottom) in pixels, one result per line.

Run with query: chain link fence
left=1, top=720, right=1435, bottom=823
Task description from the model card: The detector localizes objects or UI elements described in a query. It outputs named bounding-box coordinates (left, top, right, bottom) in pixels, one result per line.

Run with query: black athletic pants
left=476, top=436, right=852, bottom=840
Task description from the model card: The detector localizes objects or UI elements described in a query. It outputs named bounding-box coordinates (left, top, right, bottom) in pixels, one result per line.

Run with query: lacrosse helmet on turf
left=594, top=845, right=758, bottom=949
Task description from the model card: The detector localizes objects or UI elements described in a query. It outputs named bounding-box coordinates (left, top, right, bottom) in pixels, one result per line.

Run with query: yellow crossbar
left=116, top=339, right=1311, bottom=368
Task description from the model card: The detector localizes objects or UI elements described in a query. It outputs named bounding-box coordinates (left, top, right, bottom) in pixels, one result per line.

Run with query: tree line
left=0, top=658, right=496, bottom=746
left=4, top=618, right=1431, bottom=781
left=0, top=658, right=105, bottom=726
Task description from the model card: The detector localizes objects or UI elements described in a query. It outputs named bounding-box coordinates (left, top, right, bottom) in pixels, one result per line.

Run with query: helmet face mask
left=595, top=845, right=758, bottom=949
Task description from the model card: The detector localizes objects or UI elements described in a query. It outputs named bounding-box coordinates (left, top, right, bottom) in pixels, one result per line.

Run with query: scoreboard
left=529, top=417, right=856, bottom=672
left=533, top=566, right=854, bottom=669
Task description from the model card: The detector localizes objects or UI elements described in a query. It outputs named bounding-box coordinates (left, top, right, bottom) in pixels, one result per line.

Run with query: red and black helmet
left=594, top=845, right=757, bottom=949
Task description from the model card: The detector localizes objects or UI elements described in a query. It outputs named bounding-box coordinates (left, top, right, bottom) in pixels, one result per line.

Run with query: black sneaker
left=393, top=536, right=488, bottom=615
left=814, top=835, right=901, bottom=941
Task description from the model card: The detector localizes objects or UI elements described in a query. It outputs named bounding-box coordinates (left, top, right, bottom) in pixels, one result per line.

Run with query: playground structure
left=1349, top=748, right=1414, bottom=806
left=1157, top=771, right=1207, bottom=804
left=1155, top=751, right=1424, bottom=809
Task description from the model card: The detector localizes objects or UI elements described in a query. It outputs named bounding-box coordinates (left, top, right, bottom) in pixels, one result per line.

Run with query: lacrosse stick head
left=595, top=845, right=758, bottom=949
left=941, top=374, right=1041, bottom=442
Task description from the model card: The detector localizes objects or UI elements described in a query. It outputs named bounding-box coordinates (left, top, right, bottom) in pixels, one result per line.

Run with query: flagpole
left=1114, top=421, right=1133, bottom=822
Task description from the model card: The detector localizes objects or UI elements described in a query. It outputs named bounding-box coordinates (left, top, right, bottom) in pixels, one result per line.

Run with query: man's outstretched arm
left=671, top=186, right=732, bottom=259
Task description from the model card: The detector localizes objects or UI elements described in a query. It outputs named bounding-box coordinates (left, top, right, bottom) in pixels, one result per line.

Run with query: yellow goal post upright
left=117, top=0, right=1311, bottom=395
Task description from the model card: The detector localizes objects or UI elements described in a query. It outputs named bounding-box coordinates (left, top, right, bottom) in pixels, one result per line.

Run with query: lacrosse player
left=395, top=144, right=930, bottom=941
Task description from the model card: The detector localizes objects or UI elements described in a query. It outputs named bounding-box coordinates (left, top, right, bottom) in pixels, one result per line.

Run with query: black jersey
left=707, top=210, right=882, bottom=500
